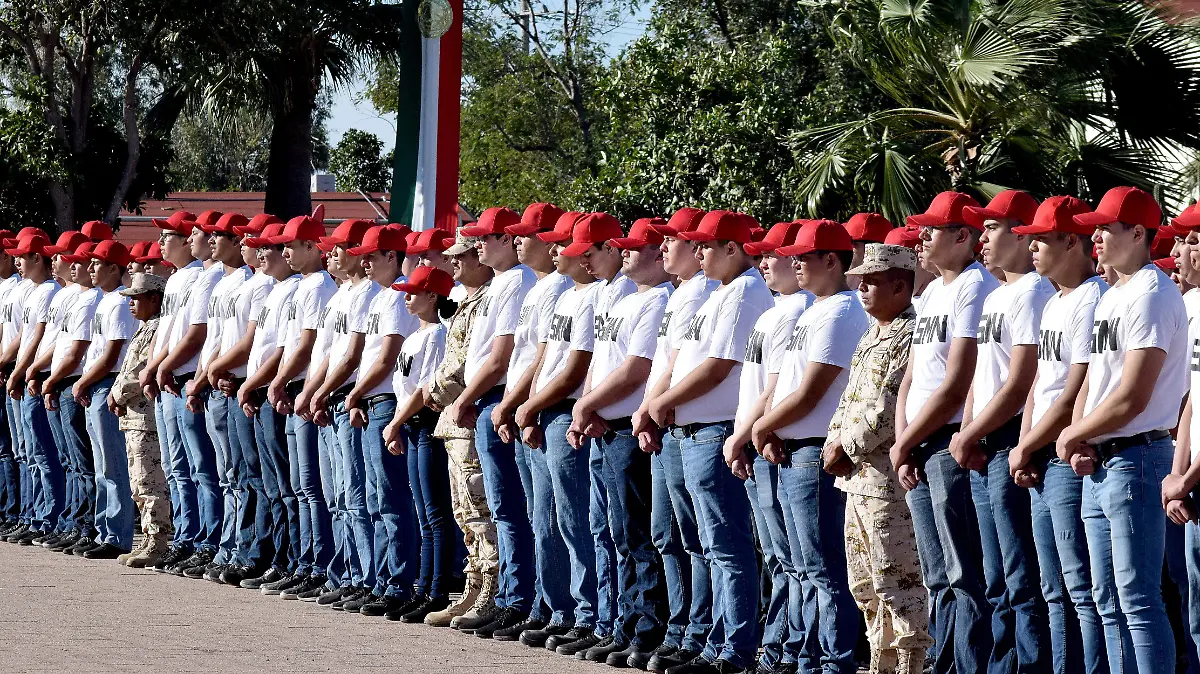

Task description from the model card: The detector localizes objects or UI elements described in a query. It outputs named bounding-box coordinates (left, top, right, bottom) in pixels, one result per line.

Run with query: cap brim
left=459, top=225, right=496, bottom=237
left=559, top=242, right=593, bottom=257
left=962, top=206, right=1007, bottom=228
left=233, top=225, right=263, bottom=236
left=905, top=214, right=955, bottom=228
left=743, top=242, right=778, bottom=256
left=44, top=246, right=68, bottom=255
left=675, top=230, right=715, bottom=242
left=1072, top=212, right=1116, bottom=228
left=444, top=243, right=474, bottom=256
left=134, top=255, right=163, bottom=263
left=845, top=261, right=893, bottom=276
left=649, top=224, right=684, bottom=237
left=505, top=224, right=544, bottom=237
left=118, top=288, right=156, bottom=297
left=392, top=282, right=421, bottom=293
left=536, top=232, right=570, bottom=244
left=1010, top=222, right=1056, bottom=236
left=1171, top=214, right=1200, bottom=232
left=7, top=247, right=34, bottom=256
left=776, top=243, right=815, bottom=257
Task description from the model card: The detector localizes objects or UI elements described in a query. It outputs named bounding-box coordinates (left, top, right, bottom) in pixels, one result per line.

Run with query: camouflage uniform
left=430, top=279, right=498, bottom=577
left=828, top=302, right=931, bottom=674
left=111, top=315, right=172, bottom=541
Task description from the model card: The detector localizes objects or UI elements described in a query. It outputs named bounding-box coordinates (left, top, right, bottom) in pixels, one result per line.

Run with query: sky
left=324, top=2, right=651, bottom=149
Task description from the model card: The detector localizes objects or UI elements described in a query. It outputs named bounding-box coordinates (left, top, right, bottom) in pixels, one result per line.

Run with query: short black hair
left=813, top=250, right=854, bottom=272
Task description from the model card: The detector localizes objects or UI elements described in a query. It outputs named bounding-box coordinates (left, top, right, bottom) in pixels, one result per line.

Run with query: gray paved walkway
left=0, top=542, right=597, bottom=673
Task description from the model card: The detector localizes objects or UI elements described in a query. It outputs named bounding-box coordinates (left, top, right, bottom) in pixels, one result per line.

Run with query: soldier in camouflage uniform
left=111, top=274, right=173, bottom=568
left=423, top=235, right=500, bottom=627
left=823, top=245, right=932, bottom=674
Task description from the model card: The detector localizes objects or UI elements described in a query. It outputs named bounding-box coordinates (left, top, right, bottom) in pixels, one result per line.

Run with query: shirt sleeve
left=248, top=282, right=272, bottom=326
left=417, top=328, right=447, bottom=388
left=707, top=284, right=759, bottom=362
left=571, top=291, right=598, bottom=353
left=106, top=301, right=138, bottom=342
left=805, top=305, right=861, bottom=369
left=1067, top=288, right=1099, bottom=365
left=767, top=311, right=801, bottom=375
left=32, top=286, right=54, bottom=324
left=1125, top=289, right=1180, bottom=352
left=1009, top=286, right=1049, bottom=346
left=628, top=293, right=667, bottom=361
left=188, top=273, right=221, bottom=325
left=68, top=302, right=95, bottom=342
left=374, top=293, right=403, bottom=338
left=951, top=277, right=990, bottom=340
left=492, top=275, right=526, bottom=338
left=299, top=286, right=325, bottom=331
left=348, top=286, right=375, bottom=334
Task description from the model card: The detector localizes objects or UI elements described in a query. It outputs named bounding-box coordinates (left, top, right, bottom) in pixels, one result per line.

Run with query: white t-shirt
left=326, top=278, right=381, bottom=387
left=592, top=283, right=674, bottom=420
left=645, top=273, right=720, bottom=395
left=772, top=291, right=870, bottom=439
left=1084, top=265, right=1188, bottom=441
left=314, top=282, right=351, bottom=377
left=1030, top=276, right=1108, bottom=427
left=221, top=271, right=276, bottom=378
left=19, top=280, right=59, bottom=363
left=671, top=268, right=775, bottom=425
left=247, top=275, right=301, bottom=379
left=1, top=277, right=31, bottom=352
left=281, top=271, right=339, bottom=381
left=533, top=282, right=601, bottom=399
left=1186, top=289, right=1200, bottom=458
left=594, top=274, right=638, bottom=330
left=396, top=323, right=447, bottom=403
left=971, top=272, right=1055, bottom=419
left=465, top=264, right=536, bottom=388
left=360, top=287, right=420, bottom=396
left=53, top=287, right=100, bottom=377
left=201, top=265, right=253, bottom=368
left=154, top=260, right=204, bottom=357
left=82, top=287, right=137, bottom=374
left=736, top=291, right=814, bottom=427
left=509, top=271, right=572, bottom=387
left=905, top=262, right=1000, bottom=425
left=164, top=263, right=223, bottom=375
left=38, top=283, right=81, bottom=366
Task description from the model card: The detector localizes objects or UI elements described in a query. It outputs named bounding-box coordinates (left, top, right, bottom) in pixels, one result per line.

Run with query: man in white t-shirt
left=751, top=220, right=870, bottom=673
left=75, top=241, right=138, bottom=558
left=1007, top=196, right=1112, bottom=674
left=451, top=207, right=538, bottom=632
left=570, top=218, right=675, bottom=666
left=946, top=190, right=1055, bottom=672
left=891, top=192, right=999, bottom=674
left=646, top=210, right=775, bottom=671
left=0, top=242, right=22, bottom=530
left=0, top=230, right=40, bottom=538
left=1056, top=187, right=1187, bottom=674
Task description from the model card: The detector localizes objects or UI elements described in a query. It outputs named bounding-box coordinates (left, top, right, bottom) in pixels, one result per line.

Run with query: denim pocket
left=689, top=423, right=730, bottom=446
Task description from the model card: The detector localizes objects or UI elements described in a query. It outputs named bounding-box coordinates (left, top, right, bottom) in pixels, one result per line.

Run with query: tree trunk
left=264, top=89, right=315, bottom=221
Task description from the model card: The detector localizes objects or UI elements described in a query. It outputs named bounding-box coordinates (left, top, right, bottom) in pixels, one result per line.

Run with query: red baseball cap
left=610, top=218, right=667, bottom=250
left=194, top=211, right=224, bottom=231
left=508, top=203, right=566, bottom=237
left=409, top=228, right=456, bottom=254
left=538, top=211, right=586, bottom=244
left=45, top=231, right=90, bottom=256
left=235, top=213, right=283, bottom=236
left=87, top=240, right=132, bottom=266
left=884, top=226, right=922, bottom=249
left=749, top=227, right=767, bottom=243
left=1172, top=203, right=1200, bottom=235
left=843, top=213, right=894, bottom=243
left=461, top=207, right=521, bottom=237
left=244, top=223, right=287, bottom=248
left=1073, top=186, right=1162, bottom=230
left=561, top=213, right=624, bottom=257
left=1012, top=196, right=1094, bottom=236
left=745, top=221, right=805, bottom=256
left=777, top=220, right=853, bottom=257
left=1152, top=228, right=1175, bottom=259
left=128, top=241, right=153, bottom=260
left=652, top=208, right=707, bottom=237
left=405, top=231, right=420, bottom=252
left=7, top=234, right=52, bottom=257
left=151, top=211, right=197, bottom=234
left=1155, top=257, right=1178, bottom=272
left=963, top=190, right=1039, bottom=229
left=80, top=220, right=114, bottom=242
left=393, top=264, right=455, bottom=297
left=64, top=241, right=97, bottom=264
left=677, top=210, right=754, bottom=244
left=348, top=225, right=409, bottom=256
left=201, top=212, right=251, bottom=235
left=132, top=241, right=160, bottom=263
left=318, top=219, right=374, bottom=252
left=906, top=192, right=982, bottom=229
left=268, top=215, right=326, bottom=245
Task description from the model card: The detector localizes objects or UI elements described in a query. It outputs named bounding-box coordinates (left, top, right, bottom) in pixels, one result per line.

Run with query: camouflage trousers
left=444, top=438, right=498, bottom=577
left=124, top=429, right=172, bottom=539
left=845, top=492, right=933, bottom=674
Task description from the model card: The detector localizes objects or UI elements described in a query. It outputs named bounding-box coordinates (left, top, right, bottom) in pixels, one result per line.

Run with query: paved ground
left=0, top=542, right=598, bottom=673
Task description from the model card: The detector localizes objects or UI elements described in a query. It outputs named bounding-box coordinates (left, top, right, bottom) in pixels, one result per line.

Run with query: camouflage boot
left=118, top=537, right=149, bottom=566
left=449, top=573, right=499, bottom=631
left=426, top=573, right=483, bottom=627
left=127, top=536, right=172, bottom=569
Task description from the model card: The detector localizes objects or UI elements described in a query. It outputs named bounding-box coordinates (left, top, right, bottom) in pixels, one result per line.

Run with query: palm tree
left=792, top=0, right=1200, bottom=222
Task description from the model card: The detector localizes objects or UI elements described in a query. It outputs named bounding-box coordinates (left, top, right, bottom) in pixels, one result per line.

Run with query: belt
left=55, top=374, right=82, bottom=394
left=671, top=420, right=734, bottom=438
left=29, top=370, right=48, bottom=384
left=174, top=373, right=197, bottom=392
left=782, top=437, right=827, bottom=453
left=1093, top=429, right=1172, bottom=461
left=979, top=414, right=1023, bottom=453
left=363, top=392, right=397, bottom=408
left=284, top=379, right=305, bottom=399
left=914, top=422, right=961, bottom=462
left=227, top=376, right=246, bottom=393
left=604, top=416, right=633, bottom=432
left=405, top=407, right=440, bottom=432
left=476, top=385, right=505, bottom=405
left=539, top=399, right=575, bottom=422
left=328, top=382, right=354, bottom=409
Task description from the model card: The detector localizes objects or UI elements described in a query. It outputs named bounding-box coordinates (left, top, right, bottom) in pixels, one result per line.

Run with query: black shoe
left=331, top=586, right=370, bottom=611
left=548, top=626, right=595, bottom=652
left=296, top=579, right=334, bottom=602
left=173, top=549, right=215, bottom=576
left=317, top=585, right=355, bottom=606
left=219, top=564, right=257, bottom=587
left=493, top=616, right=545, bottom=642
left=240, top=567, right=284, bottom=590
left=666, top=656, right=744, bottom=674
left=261, top=572, right=307, bottom=596
left=68, top=537, right=100, bottom=556
left=380, top=593, right=427, bottom=620
left=203, top=563, right=232, bottom=583
left=15, top=528, right=44, bottom=545
left=765, top=663, right=796, bottom=674
left=150, top=543, right=191, bottom=571
left=0, top=520, right=18, bottom=536
left=474, top=607, right=528, bottom=639
left=520, top=622, right=571, bottom=647
left=183, top=560, right=217, bottom=579
left=82, top=542, right=129, bottom=559
left=582, top=636, right=624, bottom=661
left=47, top=529, right=80, bottom=551
left=651, top=648, right=701, bottom=673
left=341, top=591, right=381, bottom=613
left=281, top=575, right=327, bottom=600
left=33, top=530, right=62, bottom=546
left=360, top=595, right=410, bottom=617
left=608, top=643, right=648, bottom=668
left=3, top=523, right=28, bottom=542
left=631, top=644, right=677, bottom=671
left=397, top=594, right=448, bottom=623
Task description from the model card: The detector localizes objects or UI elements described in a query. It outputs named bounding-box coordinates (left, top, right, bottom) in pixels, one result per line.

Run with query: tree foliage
left=329, top=128, right=391, bottom=192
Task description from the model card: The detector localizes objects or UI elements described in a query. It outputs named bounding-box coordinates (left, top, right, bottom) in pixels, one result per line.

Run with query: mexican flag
left=390, top=0, right=462, bottom=233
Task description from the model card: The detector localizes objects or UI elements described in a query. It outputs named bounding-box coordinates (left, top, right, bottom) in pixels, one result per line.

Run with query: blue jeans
left=591, top=434, right=618, bottom=637
left=318, top=422, right=347, bottom=585
left=779, top=442, right=860, bottom=674
left=205, top=390, right=238, bottom=564
left=286, top=413, right=333, bottom=576
left=652, top=429, right=713, bottom=652
left=749, top=455, right=815, bottom=667
left=1082, top=437, right=1174, bottom=674
left=474, top=387, right=534, bottom=612
left=907, top=478, right=954, bottom=674
left=513, top=436, right=547, bottom=620
left=22, top=391, right=64, bottom=532
left=542, top=406, right=598, bottom=629
left=407, top=418, right=458, bottom=600
left=1185, top=519, right=1200, bottom=673
left=227, top=393, right=267, bottom=569
left=1031, top=455, right=1112, bottom=674
left=157, top=393, right=197, bottom=548
left=598, top=422, right=667, bottom=649
left=9, top=395, right=31, bottom=524
left=333, top=405, right=372, bottom=587
left=0, top=392, right=17, bottom=521
left=56, top=386, right=94, bottom=535
left=1168, top=520, right=1200, bottom=674
left=519, top=437, right=572, bottom=624
left=362, top=397, right=419, bottom=599
left=255, top=400, right=297, bottom=572
left=44, top=395, right=70, bottom=530
left=678, top=421, right=759, bottom=668
left=171, top=389, right=221, bottom=551
left=86, top=377, right=133, bottom=549
left=970, top=439, right=1051, bottom=674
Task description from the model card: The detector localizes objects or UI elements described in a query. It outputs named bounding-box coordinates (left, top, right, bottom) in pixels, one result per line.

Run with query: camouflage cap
left=118, top=272, right=167, bottom=296
left=443, top=230, right=478, bottom=256
left=846, top=243, right=916, bottom=276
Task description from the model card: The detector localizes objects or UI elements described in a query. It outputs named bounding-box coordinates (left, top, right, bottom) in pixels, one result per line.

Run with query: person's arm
left=27, top=347, right=54, bottom=379
left=576, top=355, right=653, bottom=421
left=890, top=337, right=976, bottom=468
left=313, top=333, right=366, bottom=407
left=208, top=323, right=257, bottom=378
left=648, top=357, right=737, bottom=426
left=1012, top=363, right=1088, bottom=470
left=495, top=343, right=543, bottom=425
left=518, top=350, right=593, bottom=424
left=9, top=323, right=46, bottom=394
left=0, top=326, right=21, bottom=366
left=76, top=339, right=126, bottom=393
left=1058, top=347, right=1167, bottom=453
left=346, top=334, right=405, bottom=409
left=456, top=334, right=514, bottom=408
left=269, top=329, right=317, bottom=409
left=751, top=362, right=844, bottom=450
left=156, top=323, right=206, bottom=387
